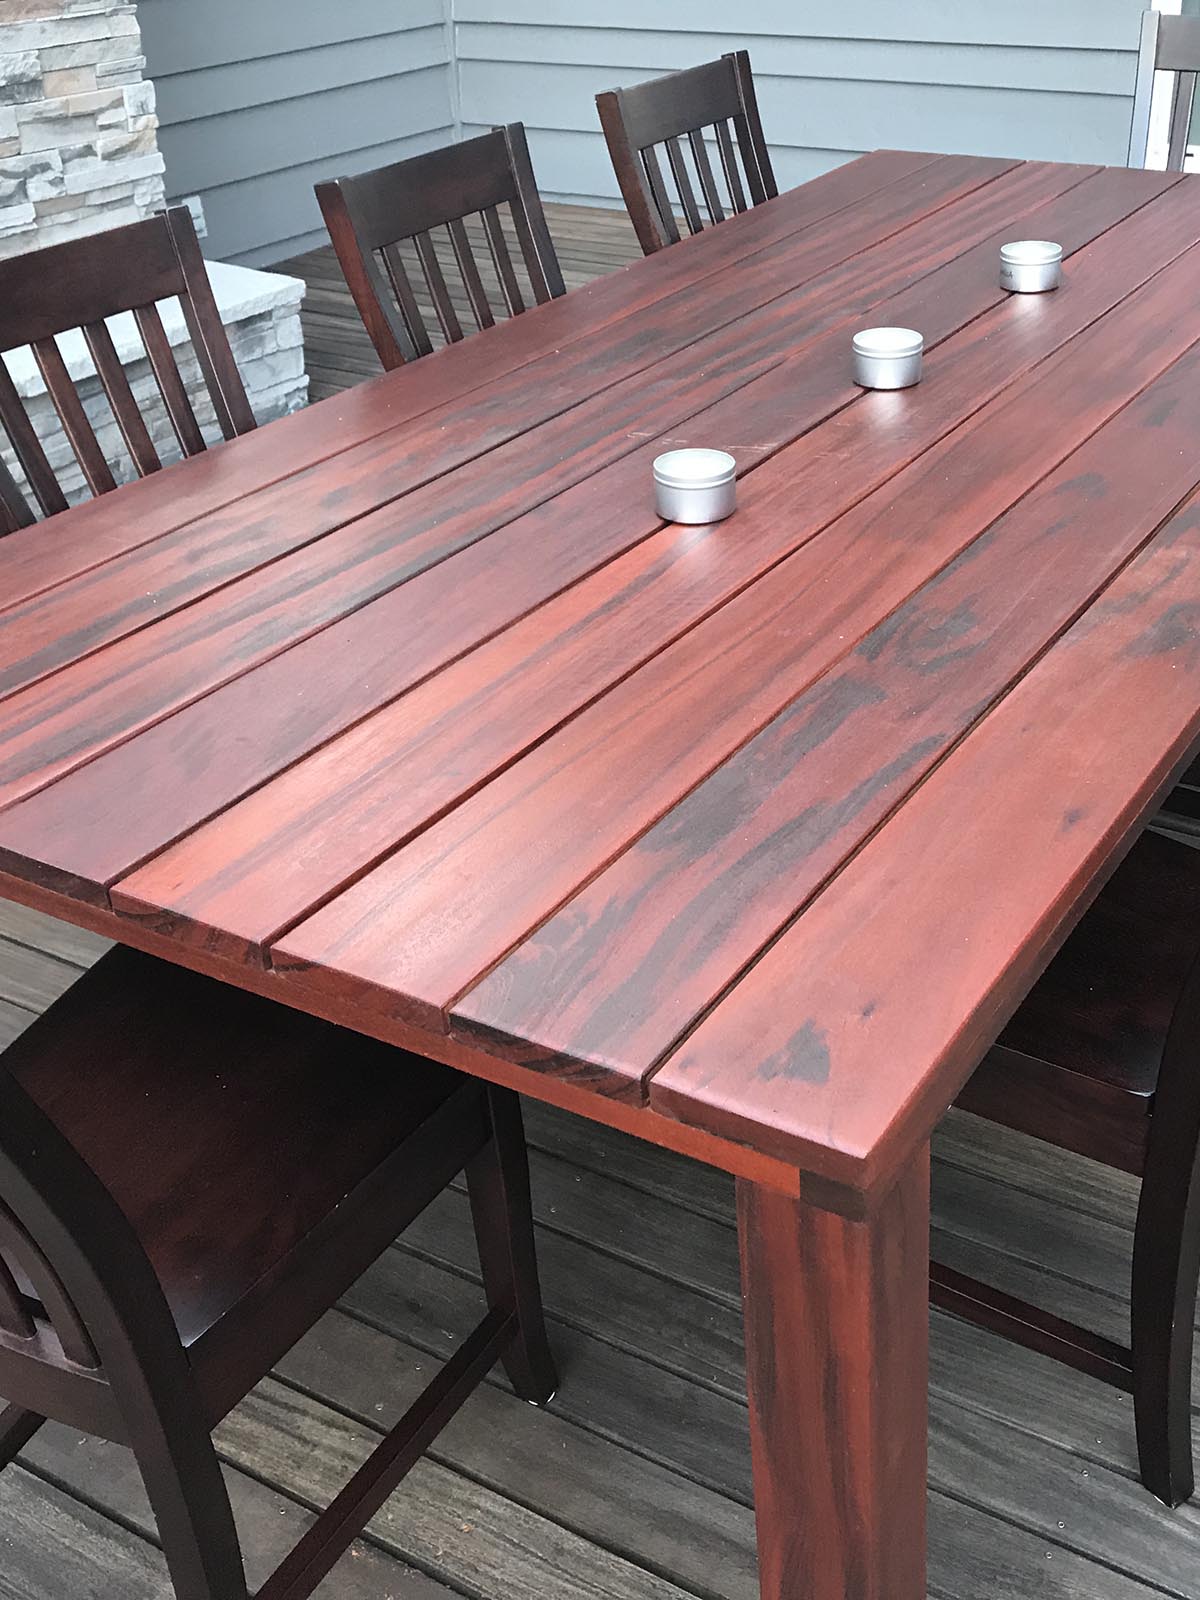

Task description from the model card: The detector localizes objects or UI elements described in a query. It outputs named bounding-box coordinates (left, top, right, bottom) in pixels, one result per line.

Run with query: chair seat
left=958, top=830, right=1200, bottom=1170
left=3, top=947, right=483, bottom=1412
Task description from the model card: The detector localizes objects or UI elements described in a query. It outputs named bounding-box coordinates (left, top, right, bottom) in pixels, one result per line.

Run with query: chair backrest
left=1129, top=10, right=1200, bottom=170
left=596, top=50, right=777, bottom=256
left=315, top=124, right=566, bottom=369
left=0, top=205, right=256, bottom=531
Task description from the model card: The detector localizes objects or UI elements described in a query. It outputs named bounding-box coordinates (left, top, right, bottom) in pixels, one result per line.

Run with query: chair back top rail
left=1129, top=11, right=1200, bottom=170
left=0, top=207, right=255, bottom=529
left=596, top=50, right=777, bottom=255
left=315, top=124, right=565, bottom=369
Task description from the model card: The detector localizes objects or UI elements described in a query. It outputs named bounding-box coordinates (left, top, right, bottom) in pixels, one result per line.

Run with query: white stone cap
left=2, top=259, right=306, bottom=399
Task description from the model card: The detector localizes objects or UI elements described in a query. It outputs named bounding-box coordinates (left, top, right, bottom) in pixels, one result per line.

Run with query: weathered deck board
left=2, top=206, right=1198, bottom=1598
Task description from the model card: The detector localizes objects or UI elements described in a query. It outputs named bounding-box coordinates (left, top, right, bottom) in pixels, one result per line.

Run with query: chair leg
left=0, top=1404, right=43, bottom=1469
left=1130, top=1093, right=1200, bottom=1506
left=465, top=1086, right=558, bottom=1405
left=127, top=1395, right=249, bottom=1600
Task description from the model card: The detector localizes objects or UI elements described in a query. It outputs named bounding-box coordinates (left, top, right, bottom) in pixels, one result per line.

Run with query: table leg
left=737, top=1146, right=930, bottom=1600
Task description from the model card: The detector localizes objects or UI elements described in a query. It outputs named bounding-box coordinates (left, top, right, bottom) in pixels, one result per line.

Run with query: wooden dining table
left=3, top=147, right=1200, bottom=1599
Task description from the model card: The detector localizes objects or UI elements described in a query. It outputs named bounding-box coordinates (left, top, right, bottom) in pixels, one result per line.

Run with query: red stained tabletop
left=4, top=150, right=1200, bottom=1197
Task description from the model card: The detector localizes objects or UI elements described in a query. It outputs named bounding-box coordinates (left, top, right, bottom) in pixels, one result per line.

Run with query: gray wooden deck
left=1, top=205, right=1198, bottom=1598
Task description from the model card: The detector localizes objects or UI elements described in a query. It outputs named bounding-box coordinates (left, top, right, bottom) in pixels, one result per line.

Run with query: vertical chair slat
left=447, top=216, right=495, bottom=331
left=31, top=336, right=117, bottom=498
left=380, top=244, right=435, bottom=358
left=0, top=362, right=67, bottom=518
left=413, top=229, right=464, bottom=344
left=0, top=454, right=35, bottom=534
left=166, top=206, right=256, bottom=440
left=501, top=122, right=566, bottom=301
left=665, top=136, right=704, bottom=234
left=82, top=319, right=161, bottom=476
left=688, top=128, right=726, bottom=224
left=481, top=206, right=526, bottom=316
left=730, top=48, right=777, bottom=204
left=714, top=119, right=747, bottom=211
left=641, top=146, right=682, bottom=245
left=133, top=302, right=206, bottom=458
left=1168, top=72, right=1197, bottom=173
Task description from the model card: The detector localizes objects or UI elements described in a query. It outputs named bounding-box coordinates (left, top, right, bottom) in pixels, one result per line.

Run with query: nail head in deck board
left=116, top=233, right=1200, bottom=968
left=0, top=146, right=944, bottom=615
left=265, top=234, right=1200, bottom=1040
left=450, top=326, right=1200, bottom=1091
left=650, top=489, right=1200, bottom=1189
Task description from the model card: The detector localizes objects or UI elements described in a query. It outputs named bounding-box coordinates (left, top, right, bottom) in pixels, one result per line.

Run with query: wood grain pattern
left=449, top=283, right=1200, bottom=1094
left=0, top=151, right=991, bottom=630
left=89, top=169, right=1194, bottom=941
left=0, top=168, right=1132, bottom=869
left=0, top=148, right=943, bottom=614
left=0, top=156, right=1057, bottom=702
left=649, top=484, right=1200, bottom=1192
left=738, top=1150, right=930, bottom=1600
left=262, top=232, right=1200, bottom=1038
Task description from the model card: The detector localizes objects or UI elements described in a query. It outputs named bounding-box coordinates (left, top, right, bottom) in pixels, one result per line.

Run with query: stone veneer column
left=1, top=0, right=165, bottom=259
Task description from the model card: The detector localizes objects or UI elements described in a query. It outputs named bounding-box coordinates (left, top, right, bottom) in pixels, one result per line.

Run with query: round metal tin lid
left=851, top=326, right=924, bottom=358
left=999, top=239, right=1063, bottom=265
left=652, top=447, right=737, bottom=489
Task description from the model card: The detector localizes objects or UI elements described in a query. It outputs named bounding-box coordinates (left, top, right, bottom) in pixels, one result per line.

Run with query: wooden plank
left=55, top=198, right=1175, bottom=921
left=258, top=228, right=1200, bottom=1036
left=24, top=1423, right=451, bottom=1599
left=0, top=1464, right=171, bottom=1597
left=649, top=483, right=1200, bottom=1191
left=216, top=1378, right=699, bottom=1600
left=360, top=1203, right=1200, bottom=1598
left=275, top=1308, right=760, bottom=1600
left=0, top=166, right=1126, bottom=859
left=0, top=156, right=1053, bottom=696
left=452, top=323, right=1200, bottom=1094
left=0, top=898, right=109, bottom=966
left=0, top=150, right=969, bottom=614
left=0, top=934, right=82, bottom=1013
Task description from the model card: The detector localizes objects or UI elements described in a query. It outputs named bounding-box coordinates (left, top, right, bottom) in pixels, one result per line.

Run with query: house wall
left=453, top=1, right=1150, bottom=206
left=139, top=0, right=457, bottom=265
left=137, top=1, right=1153, bottom=263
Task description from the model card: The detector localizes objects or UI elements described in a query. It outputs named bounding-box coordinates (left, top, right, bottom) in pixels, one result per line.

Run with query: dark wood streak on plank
left=449, top=336, right=1200, bottom=1094
left=648, top=489, right=1200, bottom=1190
left=102, top=213, right=1200, bottom=961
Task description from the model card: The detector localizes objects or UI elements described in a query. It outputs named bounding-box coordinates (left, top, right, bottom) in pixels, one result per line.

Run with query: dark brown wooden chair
left=1129, top=10, right=1200, bottom=171
left=932, top=828, right=1200, bottom=1506
left=315, top=125, right=565, bottom=370
left=0, top=946, right=556, bottom=1599
left=596, top=50, right=777, bottom=256
left=0, top=205, right=255, bottom=530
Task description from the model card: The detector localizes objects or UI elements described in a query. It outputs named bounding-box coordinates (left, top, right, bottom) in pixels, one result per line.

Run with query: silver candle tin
left=999, top=239, right=1063, bottom=294
left=652, top=448, right=737, bottom=525
left=851, top=326, right=924, bottom=390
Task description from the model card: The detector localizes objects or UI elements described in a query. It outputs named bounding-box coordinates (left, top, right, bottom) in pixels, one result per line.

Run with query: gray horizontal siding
left=141, top=0, right=456, bottom=265
left=454, top=2, right=1149, bottom=207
